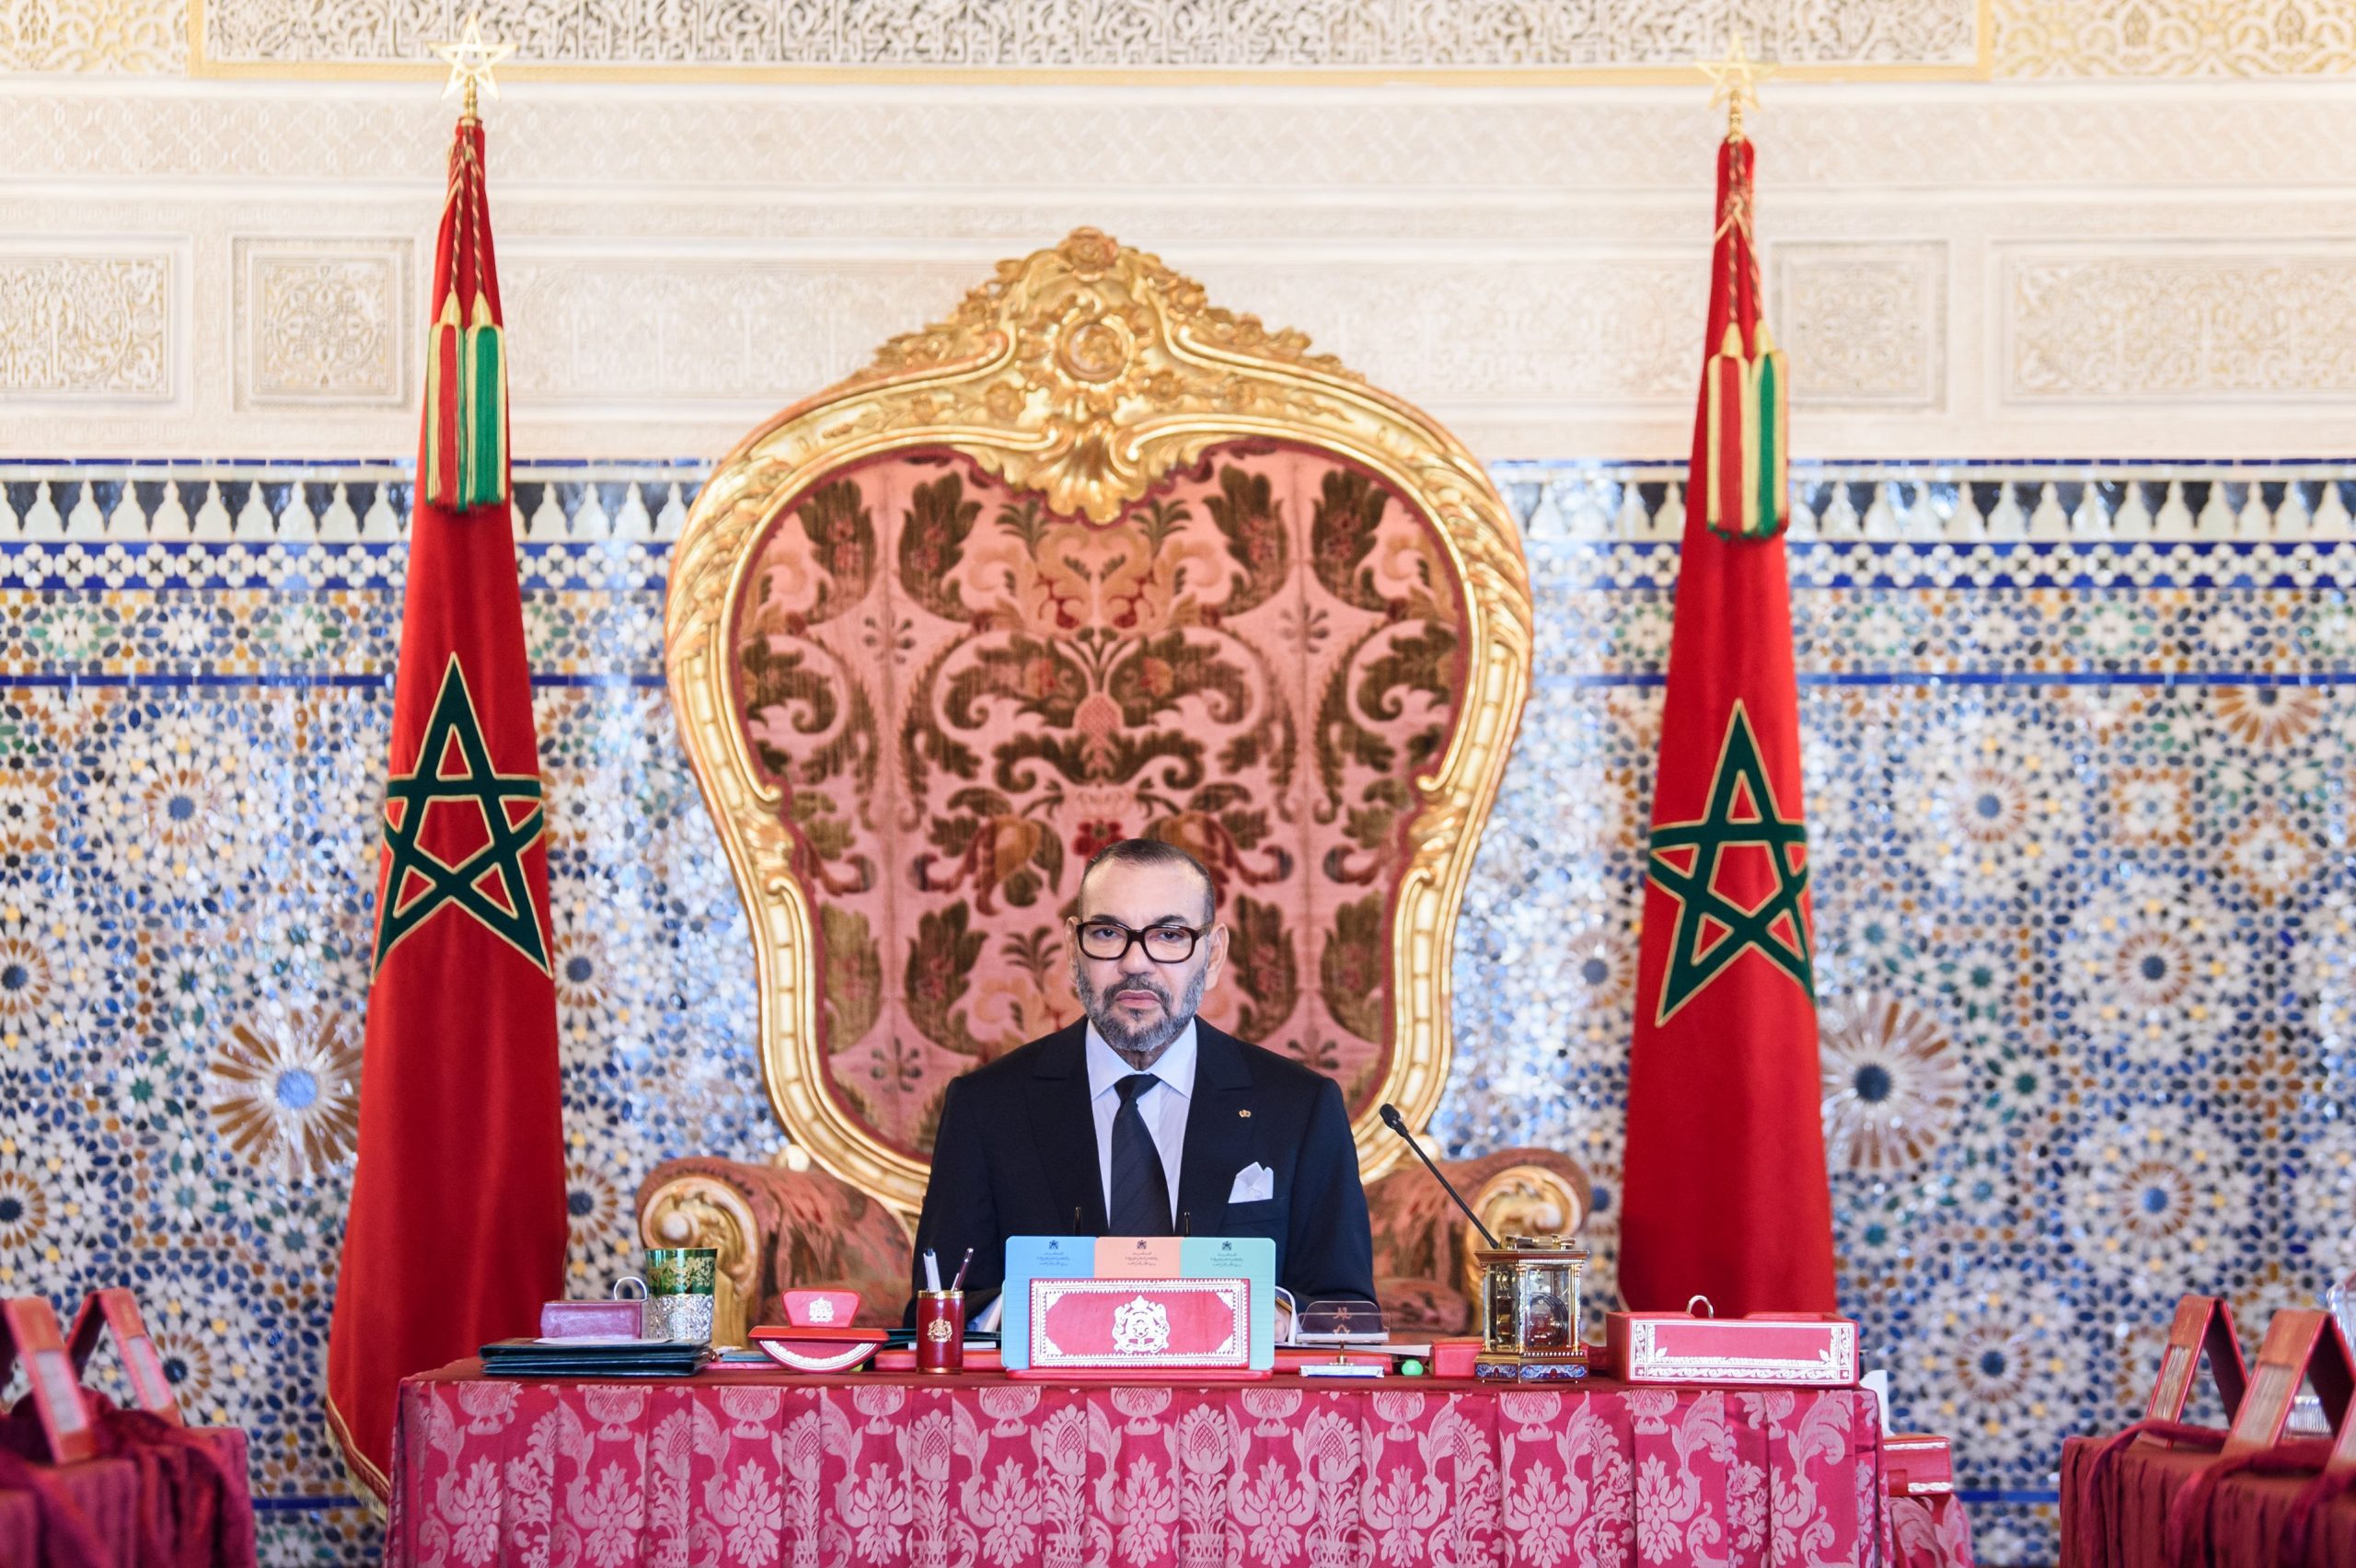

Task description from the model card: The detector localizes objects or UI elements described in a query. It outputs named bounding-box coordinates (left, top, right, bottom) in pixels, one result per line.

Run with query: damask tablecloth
left=389, top=1363, right=1934, bottom=1568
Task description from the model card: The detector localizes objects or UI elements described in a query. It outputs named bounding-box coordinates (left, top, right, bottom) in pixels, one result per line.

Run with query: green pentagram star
left=373, top=653, right=549, bottom=975
left=1646, top=699, right=1813, bottom=1025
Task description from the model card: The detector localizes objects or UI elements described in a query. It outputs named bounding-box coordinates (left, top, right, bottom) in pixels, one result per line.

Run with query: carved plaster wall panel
left=2004, top=243, right=2356, bottom=403
left=2, top=0, right=2354, bottom=80
left=1194, top=255, right=1707, bottom=409
left=0, top=245, right=181, bottom=404
left=493, top=247, right=1711, bottom=421
left=1771, top=241, right=1946, bottom=409
left=191, top=0, right=1982, bottom=74
left=10, top=89, right=2356, bottom=197
left=1993, top=0, right=2356, bottom=75
left=0, top=87, right=2353, bottom=455
left=231, top=236, right=410, bottom=408
left=498, top=250, right=977, bottom=409
left=0, top=0, right=182, bottom=71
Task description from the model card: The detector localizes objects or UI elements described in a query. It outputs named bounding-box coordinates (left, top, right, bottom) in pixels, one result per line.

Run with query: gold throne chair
left=638, top=229, right=1588, bottom=1339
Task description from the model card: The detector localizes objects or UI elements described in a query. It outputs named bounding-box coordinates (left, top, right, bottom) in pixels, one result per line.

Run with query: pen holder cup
left=915, top=1291, right=964, bottom=1374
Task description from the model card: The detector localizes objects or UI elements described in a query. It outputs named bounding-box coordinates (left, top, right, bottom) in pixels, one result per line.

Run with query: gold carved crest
left=841, top=227, right=1351, bottom=522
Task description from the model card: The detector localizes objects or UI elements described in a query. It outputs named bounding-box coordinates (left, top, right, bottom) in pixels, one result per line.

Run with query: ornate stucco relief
left=491, top=249, right=1712, bottom=414
left=0, top=248, right=177, bottom=400
left=1772, top=241, right=1946, bottom=409
left=191, top=0, right=1981, bottom=74
left=6, top=90, right=2356, bottom=194
left=1993, top=0, right=2356, bottom=75
left=2, top=0, right=2355, bottom=77
left=1193, top=257, right=1707, bottom=408
left=0, top=0, right=181, bottom=71
left=232, top=237, right=410, bottom=407
left=0, top=88, right=2350, bottom=454
left=499, top=252, right=976, bottom=407
left=2004, top=245, right=2356, bottom=402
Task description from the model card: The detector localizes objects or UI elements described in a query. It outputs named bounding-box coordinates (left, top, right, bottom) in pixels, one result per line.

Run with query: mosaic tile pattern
left=1438, top=522, right=2356, bottom=1565
left=2, top=459, right=2353, bottom=1566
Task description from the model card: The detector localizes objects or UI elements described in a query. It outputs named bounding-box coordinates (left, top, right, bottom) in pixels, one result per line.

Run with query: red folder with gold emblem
left=2144, top=1294, right=2248, bottom=1424
left=2, top=1296, right=98, bottom=1462
left=2223, top=1309, right=2352, bottom=1456
left=66, top=1287, right=181, bottom=1425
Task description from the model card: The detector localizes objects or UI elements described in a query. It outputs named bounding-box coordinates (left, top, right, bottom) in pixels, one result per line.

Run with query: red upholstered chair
left=640, top=229, right=1585, bottom=1333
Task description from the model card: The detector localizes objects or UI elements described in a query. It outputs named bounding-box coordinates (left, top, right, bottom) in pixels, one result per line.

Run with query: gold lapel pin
left=1239, top=1109, right=1252, bottom=1118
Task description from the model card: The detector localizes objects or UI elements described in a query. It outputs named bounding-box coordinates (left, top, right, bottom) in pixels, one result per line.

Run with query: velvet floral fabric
left=731, top=443, right=1468, bottom=1159
left=389, top=1369, right=1914, bottom=1568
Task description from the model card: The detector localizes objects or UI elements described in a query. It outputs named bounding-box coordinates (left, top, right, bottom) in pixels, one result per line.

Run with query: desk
left=391, top=1363, right=1965, bottom=1568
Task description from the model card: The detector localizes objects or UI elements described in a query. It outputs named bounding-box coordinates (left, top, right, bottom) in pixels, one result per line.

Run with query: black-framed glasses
left=1073, top=917, right=1208, bottom=963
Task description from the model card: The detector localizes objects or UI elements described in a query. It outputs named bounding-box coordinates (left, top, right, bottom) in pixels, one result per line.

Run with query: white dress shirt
left=1084, top=1020, right=1195, bottom=1228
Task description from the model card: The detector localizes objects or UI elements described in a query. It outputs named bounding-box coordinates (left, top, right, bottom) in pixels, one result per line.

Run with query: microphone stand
left=1379, top=1102, right=1501, bottom=1251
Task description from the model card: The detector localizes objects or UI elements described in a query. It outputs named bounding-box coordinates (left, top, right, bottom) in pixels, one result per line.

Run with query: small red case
left=751, top=1324, right=889, bottom=1373
left=1886, top=1434, right=1954, bottom=1495
left=1430, top=1339, right=1483, bottom=1378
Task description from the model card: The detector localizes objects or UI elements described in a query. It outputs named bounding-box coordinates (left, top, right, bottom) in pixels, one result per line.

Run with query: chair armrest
left=1364, top=1145, right=1592, bottom=1332
left=1456, top=1151, right=1591, bottom=1306
left=637, top=1159, right=769, bottom=1346
left=636, top=1155, right=917, bottom=1336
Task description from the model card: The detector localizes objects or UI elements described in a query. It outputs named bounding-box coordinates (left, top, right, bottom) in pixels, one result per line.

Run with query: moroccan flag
left=326, top=107, right=565, bottom=1497
left=1617, top=129, right=1837, bottom=1317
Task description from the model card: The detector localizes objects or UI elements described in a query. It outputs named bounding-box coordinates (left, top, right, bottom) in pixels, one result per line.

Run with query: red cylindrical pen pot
left=915, top=1290, right=964, bottom=1373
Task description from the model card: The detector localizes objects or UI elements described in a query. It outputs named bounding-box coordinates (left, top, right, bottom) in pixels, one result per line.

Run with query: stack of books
left=479, top=1337, right=710, bottom=1378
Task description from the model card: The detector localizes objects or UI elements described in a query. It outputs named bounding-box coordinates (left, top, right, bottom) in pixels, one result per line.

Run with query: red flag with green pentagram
left=1617, top=129, right=1838, bottom=1317
left=326, top=106, right=565, bottom=1497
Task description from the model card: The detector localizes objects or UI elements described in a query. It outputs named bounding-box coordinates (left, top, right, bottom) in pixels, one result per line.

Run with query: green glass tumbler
left=642, top=1247, right=717, bottom=1343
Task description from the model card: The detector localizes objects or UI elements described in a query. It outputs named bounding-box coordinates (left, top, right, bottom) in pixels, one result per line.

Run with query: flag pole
left=1618, top=29, right=1832, bottom=1318
left=328, top=5, right=560, bottom=1501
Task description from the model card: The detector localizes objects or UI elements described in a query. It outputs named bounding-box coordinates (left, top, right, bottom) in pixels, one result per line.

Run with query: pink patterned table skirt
left=390, top=1363, right=1969, bottom=1568
left=1886, top=1493, right=1974, bottom=1568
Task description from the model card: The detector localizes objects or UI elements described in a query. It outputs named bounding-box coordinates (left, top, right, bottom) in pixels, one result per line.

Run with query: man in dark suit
left=910, top=837, right=1376, bottom=1317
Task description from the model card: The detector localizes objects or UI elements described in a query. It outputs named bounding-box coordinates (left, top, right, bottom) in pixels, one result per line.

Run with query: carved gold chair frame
left=664, top=228, right=1533, bottom=1216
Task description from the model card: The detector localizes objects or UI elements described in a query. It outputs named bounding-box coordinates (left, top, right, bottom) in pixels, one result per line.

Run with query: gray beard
left=1073, top=962, right=1207, bottom=1066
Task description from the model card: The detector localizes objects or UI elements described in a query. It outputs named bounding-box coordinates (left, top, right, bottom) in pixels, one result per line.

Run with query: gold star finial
left=432, top=11, right=514, bottom=120
left=1699, top=32, right=1772, bottom=143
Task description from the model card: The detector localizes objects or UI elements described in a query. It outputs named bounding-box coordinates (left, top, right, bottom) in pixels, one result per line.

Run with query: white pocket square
left=1229, top=1162, right=1275, bottom=1203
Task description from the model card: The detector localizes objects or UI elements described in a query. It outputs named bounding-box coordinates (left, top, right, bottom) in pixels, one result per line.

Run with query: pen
left=923, top=1249, right=941, bottom=1292
left=949, top=1247, right=974, bottom=1291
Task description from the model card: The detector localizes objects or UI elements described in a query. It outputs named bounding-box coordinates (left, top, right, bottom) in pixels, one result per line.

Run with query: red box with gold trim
left=1885, top=1434, right=1954, bottom=1495
left=1604, top=1311, right=1859, bottom=1387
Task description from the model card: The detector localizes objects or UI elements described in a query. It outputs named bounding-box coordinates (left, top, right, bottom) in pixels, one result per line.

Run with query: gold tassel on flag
left=1703, top=319, right=1789, bottom=542
left=422, top=11, right=513, bottom=513
left=1695, top=33, right=1790, bottom=544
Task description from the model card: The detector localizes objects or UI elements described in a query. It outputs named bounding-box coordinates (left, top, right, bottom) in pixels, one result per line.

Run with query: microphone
left=1379, top=1102, right=1501, bottom=1251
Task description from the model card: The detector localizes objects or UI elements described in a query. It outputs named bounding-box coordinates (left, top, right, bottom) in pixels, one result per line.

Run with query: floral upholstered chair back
left=666, top=230, right=1531, bottom=1214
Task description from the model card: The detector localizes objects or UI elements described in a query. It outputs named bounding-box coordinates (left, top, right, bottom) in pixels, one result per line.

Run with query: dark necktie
left=1109, top=1073, right=1172, bottom=1236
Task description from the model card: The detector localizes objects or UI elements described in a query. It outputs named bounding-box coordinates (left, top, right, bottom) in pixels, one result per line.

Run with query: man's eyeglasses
left=1074, top=918, right=1209, bottom=963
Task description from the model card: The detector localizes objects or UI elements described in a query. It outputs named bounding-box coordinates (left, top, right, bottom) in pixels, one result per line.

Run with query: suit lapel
left=1028, top=1021, right=1106, bottom=1234
left=1176, top=1023, right=1256, bottom=1238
